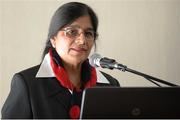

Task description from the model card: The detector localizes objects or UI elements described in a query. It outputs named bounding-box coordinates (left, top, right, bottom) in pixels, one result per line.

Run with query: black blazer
left=1, top=65, right=120, bottom=119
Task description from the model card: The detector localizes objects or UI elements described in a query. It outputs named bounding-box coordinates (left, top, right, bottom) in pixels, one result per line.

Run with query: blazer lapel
left=43, top=77, right=72, bottom=110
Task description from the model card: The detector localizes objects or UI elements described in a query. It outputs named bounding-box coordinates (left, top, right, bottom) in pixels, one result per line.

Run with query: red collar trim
left=49, top=49, right=97, bottom=91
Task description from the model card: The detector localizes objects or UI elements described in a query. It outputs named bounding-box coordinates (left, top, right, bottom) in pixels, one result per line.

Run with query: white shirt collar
left=36, top=53, right=55, bottom=78
left=36, top=53, right=109, bottom=84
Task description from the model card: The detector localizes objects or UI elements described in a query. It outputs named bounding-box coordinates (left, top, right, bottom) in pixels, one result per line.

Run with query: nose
left=75, top=33, right=86, bottom=45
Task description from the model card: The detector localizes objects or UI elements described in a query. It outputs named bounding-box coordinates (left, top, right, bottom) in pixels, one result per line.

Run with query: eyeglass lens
left=63, top=27, right=95, bottom=40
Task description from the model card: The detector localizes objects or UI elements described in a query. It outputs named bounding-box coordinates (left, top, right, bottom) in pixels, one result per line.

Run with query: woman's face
left=51, top=15, right=95, bottom=66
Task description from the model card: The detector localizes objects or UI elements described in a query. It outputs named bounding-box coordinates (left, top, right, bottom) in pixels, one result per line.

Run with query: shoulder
left=18, top=65, right=40, bottom=77
left=100, top=71, right=120, bottom=86
left=12, top=65, right=40, bottom=85
left=14, top=65, right=40, bottom=81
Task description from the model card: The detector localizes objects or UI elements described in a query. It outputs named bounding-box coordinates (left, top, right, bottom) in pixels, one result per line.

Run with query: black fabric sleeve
left=1, top=73, right=32, bottom=119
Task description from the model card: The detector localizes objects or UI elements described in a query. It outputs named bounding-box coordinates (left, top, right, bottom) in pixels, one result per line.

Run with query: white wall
left=1, top=0, right=180, bottom=117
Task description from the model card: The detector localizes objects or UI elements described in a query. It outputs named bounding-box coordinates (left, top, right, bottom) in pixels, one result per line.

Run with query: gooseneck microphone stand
left=101, top=57, right=178, bottom=87
left=124, top=67, right=177, bottom=87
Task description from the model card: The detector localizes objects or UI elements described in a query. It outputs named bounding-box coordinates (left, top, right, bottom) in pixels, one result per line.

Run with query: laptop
left=80, top=87, right=180, bottom=118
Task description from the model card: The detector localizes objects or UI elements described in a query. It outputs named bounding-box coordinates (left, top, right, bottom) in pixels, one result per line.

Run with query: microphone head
left=89, top=53, right=101, bottom=67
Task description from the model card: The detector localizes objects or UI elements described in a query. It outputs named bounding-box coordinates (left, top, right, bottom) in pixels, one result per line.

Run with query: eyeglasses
left=61, top=26, right=97, bottom=41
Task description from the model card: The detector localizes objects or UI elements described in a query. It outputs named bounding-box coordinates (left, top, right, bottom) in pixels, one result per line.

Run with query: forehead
left=69, top=15, right=93, bottom=30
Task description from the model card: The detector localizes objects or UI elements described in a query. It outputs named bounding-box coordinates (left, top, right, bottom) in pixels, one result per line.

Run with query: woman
left=1, top=2, right=120, bottom=119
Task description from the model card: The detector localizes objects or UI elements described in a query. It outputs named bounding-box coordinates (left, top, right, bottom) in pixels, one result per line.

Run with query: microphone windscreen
left=89, top=53, right=101, bottom=67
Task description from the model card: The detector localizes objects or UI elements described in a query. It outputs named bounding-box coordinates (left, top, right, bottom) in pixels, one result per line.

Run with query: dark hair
left=42, top=2, right=99, bottom=59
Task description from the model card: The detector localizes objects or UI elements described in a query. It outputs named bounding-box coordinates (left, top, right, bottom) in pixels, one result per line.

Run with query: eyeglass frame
left=60, top=26, right=98, bottom=41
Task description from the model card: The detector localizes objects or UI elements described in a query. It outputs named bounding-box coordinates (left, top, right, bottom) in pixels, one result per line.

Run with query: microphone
left=89, top=53, right=127, bottom=71
left=89, top=53, right=178, bottom=87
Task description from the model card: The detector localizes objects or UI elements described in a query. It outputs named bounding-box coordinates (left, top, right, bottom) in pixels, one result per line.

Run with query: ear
left=50, top=38, right=56, bottom=48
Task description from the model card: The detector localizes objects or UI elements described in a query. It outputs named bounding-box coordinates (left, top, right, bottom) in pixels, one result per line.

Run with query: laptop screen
left=80, top=87, right=180, bottom=119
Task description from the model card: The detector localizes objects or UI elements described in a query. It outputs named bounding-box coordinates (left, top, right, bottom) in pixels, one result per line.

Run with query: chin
left=73, top=56, right=87, bottom=64
left=69, top=51, right=89, bottom=63
left=76, top=57, right=86, bottom=63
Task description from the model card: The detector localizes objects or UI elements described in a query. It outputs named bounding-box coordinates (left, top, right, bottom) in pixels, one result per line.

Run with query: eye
left=65, top=28, right=78, bottom=37
left=85, top=31, right=94, bottom=39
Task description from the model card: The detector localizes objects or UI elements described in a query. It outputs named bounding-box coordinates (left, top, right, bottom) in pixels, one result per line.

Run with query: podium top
left=80, top=87, right=180, bottom=119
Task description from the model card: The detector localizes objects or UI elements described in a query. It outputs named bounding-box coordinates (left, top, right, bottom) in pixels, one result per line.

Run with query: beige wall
left=1, top=0, right=180, bottom=117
